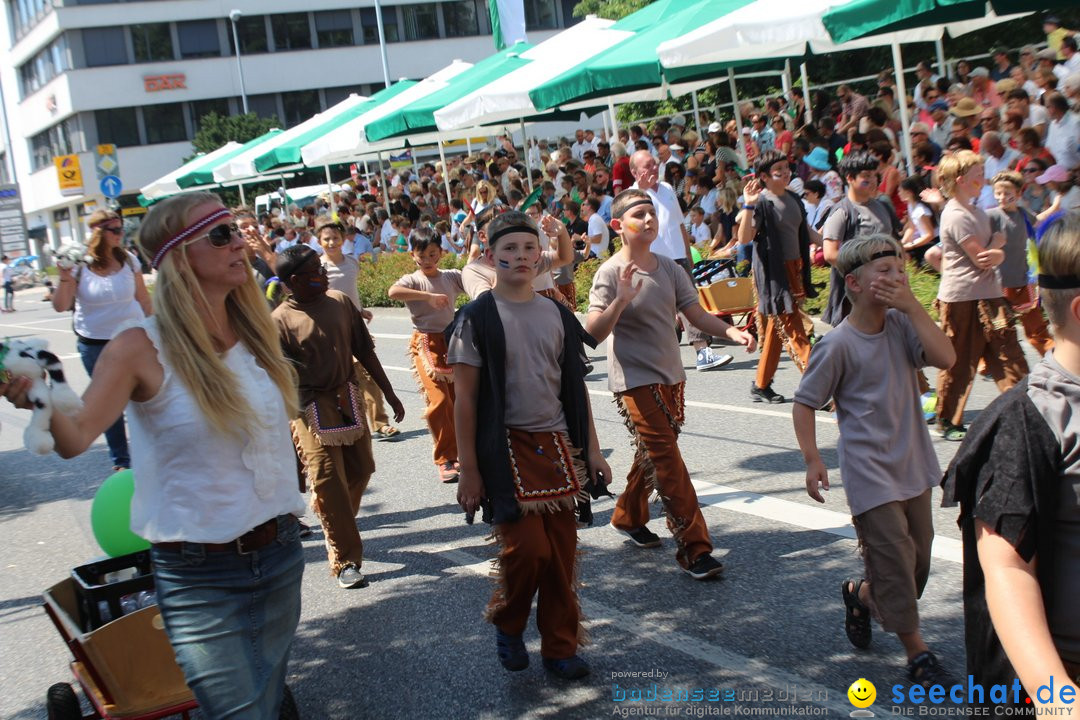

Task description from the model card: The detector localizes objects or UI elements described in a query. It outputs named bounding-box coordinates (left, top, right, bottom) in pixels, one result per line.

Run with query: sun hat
left=950, top=98, right=981, bottom=117
left=805, top=146, right=832, bottom=171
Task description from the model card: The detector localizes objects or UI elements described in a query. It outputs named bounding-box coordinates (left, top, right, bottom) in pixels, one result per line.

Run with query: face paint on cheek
left=625, top=220, right=642, bottom=232
left=497, top=259, right=511, bottom=269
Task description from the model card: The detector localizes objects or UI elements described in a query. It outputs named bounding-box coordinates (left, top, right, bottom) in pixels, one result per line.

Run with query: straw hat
left=950, top=98, right=980, bottom=117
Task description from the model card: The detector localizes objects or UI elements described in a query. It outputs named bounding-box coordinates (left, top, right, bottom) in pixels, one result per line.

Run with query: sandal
left=375, top=425, right=401, bottom=441
left=842, top=579, right=872, bottom=650
left=939, top=422, right=967, bottom=442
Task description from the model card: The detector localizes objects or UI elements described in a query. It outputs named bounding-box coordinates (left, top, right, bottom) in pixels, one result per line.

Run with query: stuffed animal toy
left=0, top=338, right=83, bottom=454
left=53, top=242, right=89, bottom=271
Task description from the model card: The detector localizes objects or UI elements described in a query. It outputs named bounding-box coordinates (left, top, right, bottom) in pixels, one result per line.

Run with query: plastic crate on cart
left=697, top=277, right=756, bottom=315
left=71, top=550, right=155, bottom=631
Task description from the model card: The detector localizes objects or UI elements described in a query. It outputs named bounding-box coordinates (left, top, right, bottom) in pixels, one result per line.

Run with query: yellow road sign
left=55, top=154, right=83, bottom=196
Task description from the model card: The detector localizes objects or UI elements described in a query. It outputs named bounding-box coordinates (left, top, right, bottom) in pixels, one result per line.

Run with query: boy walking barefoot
left=934, top=151, right=1028, bottom=441
left=273, top=246, right=404, bottom=589
left=449, top=210, right=611, bottom=680
left=316, top=219, right=399, bottom=440
left=944, top=213, right=1080, bottom=711
left=588, top=189, right=756, bottom=579
left=388, top=227, right=466, bottom=483
left=987, top=171, right=1055, bottom=357
left=793, top=235, right=956, bottom=688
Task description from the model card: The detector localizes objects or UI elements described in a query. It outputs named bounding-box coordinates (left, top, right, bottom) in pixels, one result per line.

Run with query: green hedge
left=359, top=251, right=942, bottom=321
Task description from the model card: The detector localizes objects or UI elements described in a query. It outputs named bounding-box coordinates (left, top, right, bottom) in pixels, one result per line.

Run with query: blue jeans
left=150, top=516, right=304, bottom=720
left=3, top=281, right=13, bottom=310
left=77, top=339, right=130, bottom=467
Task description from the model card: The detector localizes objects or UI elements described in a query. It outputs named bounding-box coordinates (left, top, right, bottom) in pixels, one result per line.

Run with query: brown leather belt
left=153, top=516, right=281, bottom=555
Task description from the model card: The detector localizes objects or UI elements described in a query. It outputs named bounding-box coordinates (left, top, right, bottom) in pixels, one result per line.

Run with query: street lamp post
left=372, top=0, right=391, bottom=88
left=229, top=9, right=250, bottom=115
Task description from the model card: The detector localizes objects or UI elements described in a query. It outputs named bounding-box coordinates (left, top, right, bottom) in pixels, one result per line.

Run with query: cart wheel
left=278, top=684, right=300, bottom=720
left=46, top=682, right=82, bottom=720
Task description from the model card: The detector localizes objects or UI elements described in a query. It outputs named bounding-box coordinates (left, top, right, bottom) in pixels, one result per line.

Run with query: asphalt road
left=0, top=284, right=1032, bottom=719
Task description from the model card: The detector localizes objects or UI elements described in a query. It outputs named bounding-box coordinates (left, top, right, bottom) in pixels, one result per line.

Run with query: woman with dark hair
left=899, top=175, right=938, bottom=267
left=1021, top=157, right=1052, bottom=215
left=51, top=209, right=151, bottom=471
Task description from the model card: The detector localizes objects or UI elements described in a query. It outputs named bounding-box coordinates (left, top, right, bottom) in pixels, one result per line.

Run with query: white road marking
left=0, top=323, right=71, bottom=334
left=371, top=333, right=414, bottom=340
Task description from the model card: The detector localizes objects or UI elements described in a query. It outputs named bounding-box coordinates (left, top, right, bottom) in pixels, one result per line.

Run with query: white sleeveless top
left=73, top=253, right=145, bottom=340
left=127, top=318, right=306, bottom=543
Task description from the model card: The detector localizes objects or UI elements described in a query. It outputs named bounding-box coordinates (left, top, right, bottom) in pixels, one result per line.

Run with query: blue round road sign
left=100, top=175, right=123, bottom=198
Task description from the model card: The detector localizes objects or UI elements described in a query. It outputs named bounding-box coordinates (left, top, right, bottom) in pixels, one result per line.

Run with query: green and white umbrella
left=175, top=129, right=282, bottom=189
left=822, top=0, right=1036, bottom=45
left=139, top=141, right=242, bottom=201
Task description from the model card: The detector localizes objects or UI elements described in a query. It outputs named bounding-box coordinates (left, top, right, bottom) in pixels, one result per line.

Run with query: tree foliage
left=190, top=112, right=279, bottom=157
left=572, top=0, right=652, bottom=20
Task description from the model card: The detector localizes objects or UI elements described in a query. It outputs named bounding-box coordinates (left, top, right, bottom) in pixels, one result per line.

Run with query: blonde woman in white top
left=51, top=209, right=151, bottom=471
left=9, top=192, right=306, bottom=718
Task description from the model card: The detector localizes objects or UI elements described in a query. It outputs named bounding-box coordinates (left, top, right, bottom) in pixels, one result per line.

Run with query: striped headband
left=151, top=208, right=232, bottom=269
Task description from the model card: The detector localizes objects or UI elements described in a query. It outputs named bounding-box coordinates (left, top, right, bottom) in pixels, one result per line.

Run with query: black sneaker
left=337, top=564, right=367, bottom=589
left=751, top=382, right=786, bottom=404
left=297, top=521, right=315, bottom=539
left=907, top=651, right=953, bottom=690
left=613, top=523, right=662, bottom=548
left=542, top=655, right=590, bottom=680
left=683, top=554, right=724, bottom=580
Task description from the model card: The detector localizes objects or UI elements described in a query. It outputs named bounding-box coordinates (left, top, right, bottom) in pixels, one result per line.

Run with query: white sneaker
left=696, top=348, right=733, bottom=371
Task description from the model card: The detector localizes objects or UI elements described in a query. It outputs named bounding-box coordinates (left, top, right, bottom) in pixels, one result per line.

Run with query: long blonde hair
left=136, top=192, right=299, bottom=435
left=86, top=209, right=127, bottom=270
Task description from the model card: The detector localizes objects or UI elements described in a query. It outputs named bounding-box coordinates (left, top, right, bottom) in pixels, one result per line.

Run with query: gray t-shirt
left=937, top=199, right=1002, bottom=302
left=1026, top=354, right=1080, bottom=664
left=588, top=253, right=699, bottom=393
left=392, top=269, right=464, bottom=333
left=446, top=293, right=567, bottom=432
left=820, top=198, right=893, bottom=244
left=762, top=189, right=803, bottom=261
left=322, top=255, right=362, bottom=310
left=987, top=206, right=1033, bottom=290
left=793, top=310, right=940, bottom=517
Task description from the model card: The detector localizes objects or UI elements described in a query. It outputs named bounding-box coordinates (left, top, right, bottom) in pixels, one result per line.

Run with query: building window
left=443, top=0, right=479, bottom=37
left=28, top=117, right=81, bottom=172
left=271, top=13, right=312, bottom=51
left=361, top=7, right=398, bottom=44
left=314, top=10, right=353, bottom=48
left=131, top=23, right=174, bottom=63
left=524, top=0, right=557, bottom=30
left=144, top=103, right=188, bottom=144
left=177, top=20, right=221, bottom=59
left=83, top=27, right=128, bottom=67
left=11, top=0, right=53, bottom=40
left=281, top=90, right=320, bottom=128
left=96, top=107, right=140, bottom=147
left=324, top=85, right=363, bottom=107
left=228, top=14, right=269, bottom=54
left=401, top=4, right=438, bottom=41
left=249, top=94, right=281, bottom=123
left=192, top=98, right=231, bottom=131
left=18, top=37, right=67, bottom=97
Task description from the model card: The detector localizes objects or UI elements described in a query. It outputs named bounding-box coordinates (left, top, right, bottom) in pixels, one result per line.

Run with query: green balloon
left=690, top=246, right=703, bottom=264
left=90, top=469, right=150, bottom=557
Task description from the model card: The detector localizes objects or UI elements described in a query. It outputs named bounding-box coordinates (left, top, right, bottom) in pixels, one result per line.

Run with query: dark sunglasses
left=202, top=223, right=240, bottom=247
left=102, top=225, right=123, bottom=234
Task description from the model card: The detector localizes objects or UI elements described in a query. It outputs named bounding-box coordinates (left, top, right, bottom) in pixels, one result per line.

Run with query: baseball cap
left=1037, top=164, right=1069, bottom=184
left=1037, top=48, right=1059, bottom=61
left=929, top=100, right=950, bottom=112
left=970, top=67, right=990, bottom=78
left=671, top=114, right=687, bottom=127
left=708, top=121, right=723, bottom=133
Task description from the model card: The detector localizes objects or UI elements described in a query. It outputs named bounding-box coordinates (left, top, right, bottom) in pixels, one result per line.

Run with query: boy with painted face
left=448, top=210, right=610, bottom=680
left=272, top=245, right=405, bottom=589
left=587, top=189, right=756, bottom=580
left=388, top=227, right=466, bottom=483
left=793, top=234, right=956, bottom=689
left=987, top=171, right=1054, bottom=357
left=316, top=219, right=400, bottom=440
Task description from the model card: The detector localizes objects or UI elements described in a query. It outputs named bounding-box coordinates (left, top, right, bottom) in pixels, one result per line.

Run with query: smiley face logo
left=848, top=678, right=877, bottom=709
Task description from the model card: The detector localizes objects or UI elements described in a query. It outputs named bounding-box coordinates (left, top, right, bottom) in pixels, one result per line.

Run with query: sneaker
left=750, top=382, right=786, bottom=404
left=438, top=462, right=460, bottom=483
left=696, top=348, right=733, bottom=371
left=938, top=421, right=967, bottom=442
left=495, top=629, right=528, bottom=671
left=683, top=553, right=724, bottom=580
left=612, top=523, right=662, bottom=548
left=907, top=651, right=953, bottom=690
left=298, top=521, right=315, bottom=539
left=337, top=564, right=367, bottom=589
left=542, top=655, right=591, bottom=680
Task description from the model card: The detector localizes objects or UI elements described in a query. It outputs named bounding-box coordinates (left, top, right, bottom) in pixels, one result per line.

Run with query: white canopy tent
left=299, top=60, right=475, bottom=168
left=211, top=94, right=371, bottom=184
left=139, top=142, right=241, bottom=199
